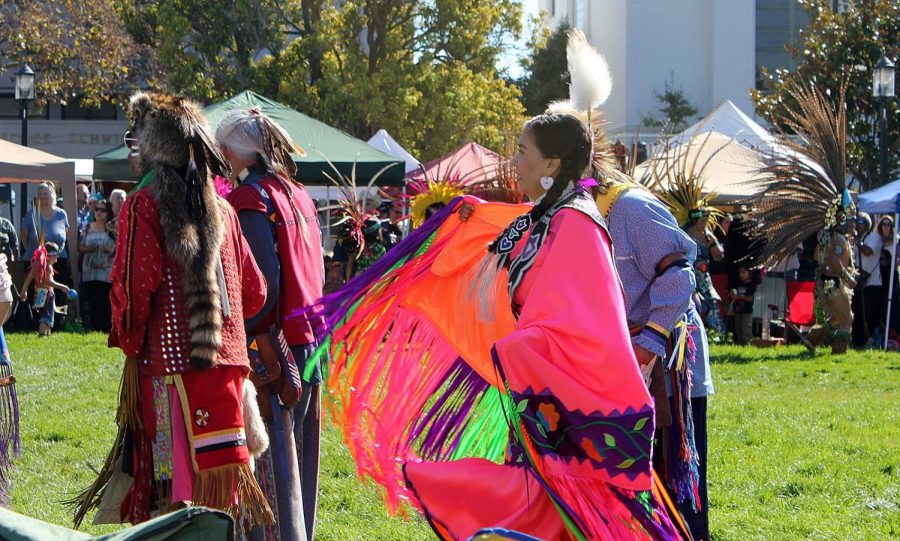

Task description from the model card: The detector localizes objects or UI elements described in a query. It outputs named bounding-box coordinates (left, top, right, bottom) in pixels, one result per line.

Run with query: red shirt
left=228, top=174, right=324, bottom=345
left=108, top=187, right=266, bottom=375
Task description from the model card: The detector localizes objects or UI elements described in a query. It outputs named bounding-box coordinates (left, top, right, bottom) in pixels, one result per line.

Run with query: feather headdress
left=748, top=82, right=853, bottom=266
left=321, top=153, right=397, bottom=259
left=544, top=31, right=633, bottom=190
left=640, top=132, right=730, bottom=229
left=409, top=179, right=466, bottom=227
left=566, top=29, right=612, bottom=112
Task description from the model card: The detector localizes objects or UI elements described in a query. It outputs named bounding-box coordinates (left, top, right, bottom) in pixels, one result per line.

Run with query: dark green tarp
left=0, top=507, right=234, bottom=541
left=93, top=90, right=403, bottom=186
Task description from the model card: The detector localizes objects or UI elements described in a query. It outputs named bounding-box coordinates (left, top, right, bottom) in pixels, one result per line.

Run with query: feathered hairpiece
left=748, top=82, right=852, bottom=266
left=409, top=179, right=466, bottom=228
left=544, top=31, right=631, bottom=189
left=640, top=131, right=730, bottom=229
left=321, top=154, right=397, bottom=259
left=566, top=29, right=611, bottom=113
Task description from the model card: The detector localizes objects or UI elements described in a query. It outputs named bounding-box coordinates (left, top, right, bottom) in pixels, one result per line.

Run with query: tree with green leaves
left=752, top=0, right=900, bottom=189
left=640, top=76, right=699, bottom=131
left=121, top=0, right=525, bottom=161
left=0, top=0, right=155, bottom=106
left=518, top=21, right=570, bottom=116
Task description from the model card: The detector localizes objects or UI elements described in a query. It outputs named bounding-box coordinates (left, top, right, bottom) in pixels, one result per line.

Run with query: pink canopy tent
left=406, top=142, right=503, bottom=191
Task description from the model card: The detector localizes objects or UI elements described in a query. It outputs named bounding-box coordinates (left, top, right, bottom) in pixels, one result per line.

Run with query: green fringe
left=450, top=387, right=512, bottom=463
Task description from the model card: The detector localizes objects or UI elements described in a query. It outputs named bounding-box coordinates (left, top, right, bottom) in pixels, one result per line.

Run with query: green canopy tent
left=92, top=90, right=403, bottom=185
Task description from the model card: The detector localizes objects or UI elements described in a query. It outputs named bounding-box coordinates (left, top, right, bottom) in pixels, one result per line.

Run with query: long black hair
left=525, top=113, right=593, bottom=222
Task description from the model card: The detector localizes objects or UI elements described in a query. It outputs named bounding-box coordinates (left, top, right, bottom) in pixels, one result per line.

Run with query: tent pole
left=884, top=207, right=900, bottom=350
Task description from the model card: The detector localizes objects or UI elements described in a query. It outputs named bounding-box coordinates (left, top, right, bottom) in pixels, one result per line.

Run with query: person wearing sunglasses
left=78, top=201, right=116, bottom=332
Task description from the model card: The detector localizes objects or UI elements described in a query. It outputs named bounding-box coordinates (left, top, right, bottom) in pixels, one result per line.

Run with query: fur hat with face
left=128, top=91, right=231, bottom=371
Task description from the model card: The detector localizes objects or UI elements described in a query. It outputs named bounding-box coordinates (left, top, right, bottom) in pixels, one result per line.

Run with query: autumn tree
left=753, top=0, right=900, bottom=189
left=0, top=0, right=156, bottom=106
left=122, top=0, right=526, bottom=161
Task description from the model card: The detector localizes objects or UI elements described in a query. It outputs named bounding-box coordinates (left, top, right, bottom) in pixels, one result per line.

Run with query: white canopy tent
left=858, top=178, right=900, bottom=215
left=675, top=100, right=779, bottom=155
left=0, top=138, right=79, bottom=284
left=858, top=178, right=900, bottom=349
left=367, top=129, right=420, bottom=175
left=635, top=131, right=771, bottom=205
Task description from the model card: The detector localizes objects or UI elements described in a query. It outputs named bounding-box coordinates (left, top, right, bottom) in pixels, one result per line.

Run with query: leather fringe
left=193, top=463, right=274, bottom=527
left=118, top=357, right=142, bottom=431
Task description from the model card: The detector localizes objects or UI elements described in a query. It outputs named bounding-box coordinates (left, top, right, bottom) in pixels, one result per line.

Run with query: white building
left=538, top=0, right=814, bottom=138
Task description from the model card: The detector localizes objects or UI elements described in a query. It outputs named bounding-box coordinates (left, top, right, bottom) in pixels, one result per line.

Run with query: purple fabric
left=291, top=196, right=463, bottom=332
left=408, top=358, right=491, bottom=461
left=507, top=387, right=654, bottom=484
left=0, top=331, right=19, bottom=506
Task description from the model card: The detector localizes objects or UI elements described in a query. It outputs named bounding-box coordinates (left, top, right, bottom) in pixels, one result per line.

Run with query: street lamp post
left=873, top=56, right=896, bottom=350
left=15, top=64, right=35, bottom=222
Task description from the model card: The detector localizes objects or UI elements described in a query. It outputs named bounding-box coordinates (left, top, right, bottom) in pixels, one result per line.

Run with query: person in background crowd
left=0, top=217, right=18, bottom=262
left=19, top=241, right=70, bottom=336
left=380, top=200, right=404, bottom=249
left=109, top=189, right=126, bottom=217
left=21, top=182, right=71, bottom=326
left=219, top=107, right=325, bottom=541
left=685, top=208, right=726, bottom=338
left=877, top=216, right=898, bottom=336
left=855, top=213, right=882, bottom=347
left=731, top=265, right=758, bottom=345
left=78, top=200, right=116, bottom=332
left=76, top=184, right=91, bottom=236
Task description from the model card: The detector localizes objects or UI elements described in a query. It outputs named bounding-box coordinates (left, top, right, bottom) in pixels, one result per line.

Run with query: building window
left=61, top=98, right=119, bottom=120
left=573, top=0, right=584, bottom=30
left=755, top=0, right=810, bottom=90
left=551, top=0, right=556, bottom=17
left=0, top=94, right=49, bottom=119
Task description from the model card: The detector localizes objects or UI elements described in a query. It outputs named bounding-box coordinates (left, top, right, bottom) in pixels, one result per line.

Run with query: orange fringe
left=192, top=463, right=274, bottom=527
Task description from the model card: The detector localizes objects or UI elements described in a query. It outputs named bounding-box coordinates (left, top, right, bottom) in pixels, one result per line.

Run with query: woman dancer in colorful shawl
left=302, top=112, right=681, bottom=540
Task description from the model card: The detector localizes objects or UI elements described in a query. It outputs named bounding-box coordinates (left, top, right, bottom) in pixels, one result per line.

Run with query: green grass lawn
left=4, top=333, right=899, bottom=540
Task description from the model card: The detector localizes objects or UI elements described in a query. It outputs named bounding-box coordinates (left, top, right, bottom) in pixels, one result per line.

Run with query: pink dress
left=304, top=196, right=681, bottom=540
left=403, top=207, right=676, bottom=540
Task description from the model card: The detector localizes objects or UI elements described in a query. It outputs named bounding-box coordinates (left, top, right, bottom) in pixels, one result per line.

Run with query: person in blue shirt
left=20, top=182, right=71, bottom=329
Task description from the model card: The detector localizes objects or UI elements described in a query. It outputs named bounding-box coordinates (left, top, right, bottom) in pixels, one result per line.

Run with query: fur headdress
left=129, top=91, right=230, bottom=371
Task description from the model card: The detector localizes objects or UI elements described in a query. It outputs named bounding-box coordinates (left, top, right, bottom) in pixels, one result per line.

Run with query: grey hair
left=37, top=182, right=56, bottom=198
left=215, top=108, right=301, bottom=180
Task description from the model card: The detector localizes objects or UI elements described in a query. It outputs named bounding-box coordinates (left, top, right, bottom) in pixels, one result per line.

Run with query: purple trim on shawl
left=577, top=177, right=598, bottom=189
left=291, top=196, right=463, bottom=332
left=408, top=358, right=491, bottom=461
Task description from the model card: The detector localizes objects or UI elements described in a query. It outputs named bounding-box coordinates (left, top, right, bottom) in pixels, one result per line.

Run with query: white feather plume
left=566, top=29, right=612, bottom=112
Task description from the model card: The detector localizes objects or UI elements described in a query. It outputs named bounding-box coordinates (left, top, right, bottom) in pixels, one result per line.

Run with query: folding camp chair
left=770, top=280, right=816, bottom=352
